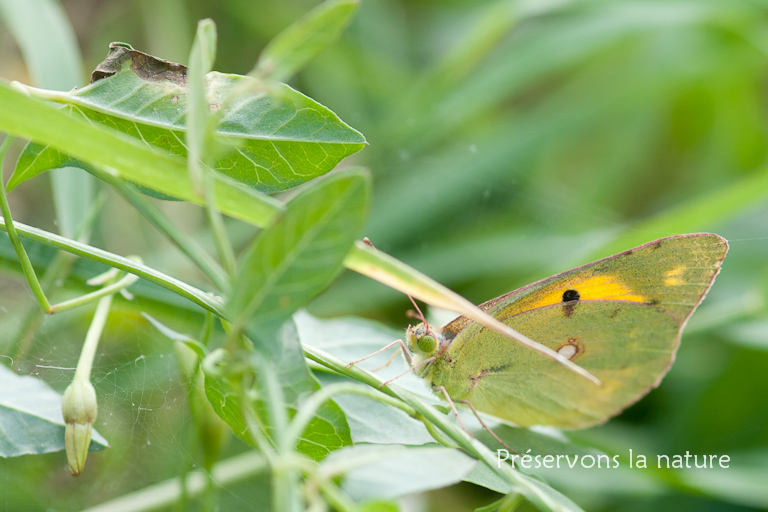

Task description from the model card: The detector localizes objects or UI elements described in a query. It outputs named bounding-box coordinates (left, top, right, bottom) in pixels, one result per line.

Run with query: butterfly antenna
left=363, top=237, right=431, bottom=328
left=407, top=293, right=429, bottom=328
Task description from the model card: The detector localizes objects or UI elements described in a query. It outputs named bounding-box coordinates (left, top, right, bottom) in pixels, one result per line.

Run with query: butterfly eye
left=417, top=334, right=437, bottom=354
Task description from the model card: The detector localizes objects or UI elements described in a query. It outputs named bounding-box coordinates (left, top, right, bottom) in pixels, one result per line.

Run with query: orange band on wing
left=526, top=275, right=646, bottom=310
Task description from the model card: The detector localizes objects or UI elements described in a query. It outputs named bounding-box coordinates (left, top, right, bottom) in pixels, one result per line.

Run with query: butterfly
left=399, top=233, right=727, bottom=428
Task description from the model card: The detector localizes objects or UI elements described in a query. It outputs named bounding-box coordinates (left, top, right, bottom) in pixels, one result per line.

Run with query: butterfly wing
left=427, top=233, right=727, bottom=428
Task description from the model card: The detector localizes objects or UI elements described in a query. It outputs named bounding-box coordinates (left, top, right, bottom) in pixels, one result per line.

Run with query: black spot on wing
left=562, top=289, right=580, bottom=302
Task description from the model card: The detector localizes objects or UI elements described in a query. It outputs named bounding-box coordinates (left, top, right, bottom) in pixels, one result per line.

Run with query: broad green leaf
left=253, top=0, right=360, bottom=83
left=228, top=167, right=370, bottom=355
left=0, top=80, right=283, bottom=227
left=320, top=444, right=476, bottom=501
left=9, top=42, right=366, bottom=194
left=0, top=364, right=108, bottom=457
left=204, top=322, right=352, bottom=461
left=463, top=462, right=514, bottom=495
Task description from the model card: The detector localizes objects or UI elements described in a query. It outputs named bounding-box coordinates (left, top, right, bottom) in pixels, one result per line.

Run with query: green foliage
left=9, top=43, right=365, bottom=195
left=0, top=0, right=767, bottom=511
left=228, top=168, right=370, bottom=354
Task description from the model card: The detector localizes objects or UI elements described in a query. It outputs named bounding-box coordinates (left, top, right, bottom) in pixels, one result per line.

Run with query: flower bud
left=62, top=378, right=97, bottom=476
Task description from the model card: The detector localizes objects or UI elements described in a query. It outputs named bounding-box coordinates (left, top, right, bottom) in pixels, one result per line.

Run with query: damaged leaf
left=10, top=43, right=366, bottom=195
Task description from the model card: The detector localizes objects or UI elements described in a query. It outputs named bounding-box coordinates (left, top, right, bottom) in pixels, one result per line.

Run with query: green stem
left=0, top=217, right=226, bottom=316
left=50, top=271, right=139, bottom=314
left=10, top=195, right=104, bottom=366
left=0, top=136, right=52, bottom=313
left=0, top=164, right=138, bottom=315
left=241, top=396, right=278, bottom=465
left=315, top=479, right=356, bottom=512
left=74, top=293, right=113, bottom=381
left=203, top=172, right=236, bottom=277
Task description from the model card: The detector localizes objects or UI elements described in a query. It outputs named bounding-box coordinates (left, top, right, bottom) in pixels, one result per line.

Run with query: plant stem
left=0, top=136, right=52, bottom=313
left=10, top=195, right=105, bottom=366
left=202, top=173, right=236, bottom=277
left=0, top=216, right=226, bottom=316
left=50, top=271, right=139, bottom=314
left=74, top=293, right=113, bottom=381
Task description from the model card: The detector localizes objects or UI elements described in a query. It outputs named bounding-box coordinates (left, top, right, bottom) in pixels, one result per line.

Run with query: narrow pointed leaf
left=253, top=0, right=361, bottom=83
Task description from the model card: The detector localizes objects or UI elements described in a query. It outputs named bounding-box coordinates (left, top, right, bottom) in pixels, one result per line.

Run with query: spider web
left=0, top=275, right=266, bottom=511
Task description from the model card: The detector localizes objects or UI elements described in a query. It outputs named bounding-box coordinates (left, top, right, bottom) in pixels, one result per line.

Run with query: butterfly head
left=405, top=323, right=442, bottom=358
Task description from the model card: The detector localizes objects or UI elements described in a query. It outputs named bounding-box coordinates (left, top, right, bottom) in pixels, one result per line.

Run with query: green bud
left=62, top=378, right=97, bottom=476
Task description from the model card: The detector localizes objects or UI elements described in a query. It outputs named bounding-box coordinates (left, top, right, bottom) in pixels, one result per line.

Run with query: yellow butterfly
left=400, top=233, right=727, bottom=428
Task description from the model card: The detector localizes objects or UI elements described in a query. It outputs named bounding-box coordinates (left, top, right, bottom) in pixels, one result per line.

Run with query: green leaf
left=0, top=364, right=108, bottom=457
left=9, top=42, right=366, bottom=194
left=204, top=322, right=352, bottom=461
left=0, top=80, right=283, bottom=227
left=253, top=0, right=361, bottom=83
left=463, top=462, right=514, bottom=495
left=320, top=444, right=476, bottom=501
left=512, top=471, right=587, bottom=512
left=228, top=167, right=370, bottom=355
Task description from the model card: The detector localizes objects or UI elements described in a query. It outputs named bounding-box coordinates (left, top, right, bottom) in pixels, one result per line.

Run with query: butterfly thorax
left=405, top=323, right=449, bottom=377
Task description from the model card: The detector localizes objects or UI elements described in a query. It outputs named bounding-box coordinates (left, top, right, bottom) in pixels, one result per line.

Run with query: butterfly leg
left=345, top=339, right=413, bottom=369
left=456, top=399, right=515, bottom=453
left=379, top=356, right=435, bottom=388
left=371, top=346, right=403, bottom=372
left=433, top=385, right=474, bottom=439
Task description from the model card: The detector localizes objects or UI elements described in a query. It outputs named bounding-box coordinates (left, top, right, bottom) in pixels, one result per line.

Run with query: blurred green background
left=1, top=0, right=768, bottom=510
